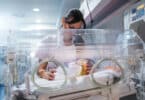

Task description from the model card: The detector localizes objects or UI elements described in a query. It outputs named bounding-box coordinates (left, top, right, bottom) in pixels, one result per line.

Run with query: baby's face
left=76, top=59, right=94, bottom=75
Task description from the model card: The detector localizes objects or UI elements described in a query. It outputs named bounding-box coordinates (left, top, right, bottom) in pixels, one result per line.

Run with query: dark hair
left=65, top=9, right=86, bottom=29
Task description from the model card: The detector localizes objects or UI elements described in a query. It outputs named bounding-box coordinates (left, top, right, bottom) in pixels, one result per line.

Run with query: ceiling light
left=33, top=8, right=40, bottom=12
left=35, top=19, right=41, bottom=23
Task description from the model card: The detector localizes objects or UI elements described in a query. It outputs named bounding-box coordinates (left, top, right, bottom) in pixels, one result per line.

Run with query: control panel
left=131, top=3, right=145, bottom=22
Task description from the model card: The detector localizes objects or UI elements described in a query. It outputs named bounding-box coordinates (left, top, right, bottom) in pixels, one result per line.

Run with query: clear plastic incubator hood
left=3, top=29, right=145, bottom=100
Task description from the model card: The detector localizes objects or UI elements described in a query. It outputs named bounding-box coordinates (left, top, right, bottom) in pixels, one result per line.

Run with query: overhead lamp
left=35, top=19, right=41, bottom=23
left=33, top=8, right=40, bottom=12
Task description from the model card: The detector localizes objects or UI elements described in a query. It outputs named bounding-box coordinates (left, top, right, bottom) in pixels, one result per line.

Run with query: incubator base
left=12, top=82, right=136, bottom=100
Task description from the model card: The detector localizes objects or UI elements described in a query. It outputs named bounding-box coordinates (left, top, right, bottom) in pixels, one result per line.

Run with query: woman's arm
left=37, top=62, right=56, bottom=80
left=37, top=62, right=48, bottom=78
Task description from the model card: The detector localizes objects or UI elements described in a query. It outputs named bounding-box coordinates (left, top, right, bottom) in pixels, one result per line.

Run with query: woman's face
left=63, top=20, right=83, bottom=29
left=62, top=18, right=84, bottom=46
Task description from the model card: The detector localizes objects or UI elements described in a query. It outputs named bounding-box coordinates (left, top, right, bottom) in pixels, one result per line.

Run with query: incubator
left=3, top=29, right=145, bottom=100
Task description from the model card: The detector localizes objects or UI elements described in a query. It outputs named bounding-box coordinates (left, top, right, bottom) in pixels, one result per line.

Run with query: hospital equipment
left=1, top=29, right=144, bottom=100
left=124, top=1, right=145, bottom=99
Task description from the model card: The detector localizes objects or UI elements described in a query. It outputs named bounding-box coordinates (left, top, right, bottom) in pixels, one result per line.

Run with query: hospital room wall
left=96, top=13, right=124, bottom=31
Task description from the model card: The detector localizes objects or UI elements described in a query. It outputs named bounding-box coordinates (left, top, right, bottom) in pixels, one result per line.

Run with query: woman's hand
left=41, top=69, right=56, bottom=80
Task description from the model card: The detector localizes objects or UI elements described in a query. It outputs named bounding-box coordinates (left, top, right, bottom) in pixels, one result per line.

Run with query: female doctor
left=37, top=9, right=88, bottom=80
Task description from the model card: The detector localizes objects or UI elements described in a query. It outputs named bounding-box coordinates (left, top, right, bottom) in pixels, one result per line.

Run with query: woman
left=61, top=9, right=86, bottom=29
left=37, top=9, right=87, bottom=80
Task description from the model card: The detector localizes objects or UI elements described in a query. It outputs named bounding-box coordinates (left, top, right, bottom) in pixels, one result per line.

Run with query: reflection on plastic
left=0, top=84, right=5, bottom=100
left=55, top=62, right=81, bottom=80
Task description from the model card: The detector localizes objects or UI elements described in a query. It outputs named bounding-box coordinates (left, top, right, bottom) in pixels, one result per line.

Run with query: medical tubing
left=31, top=57, right=67, bottom=90
left=90, top=58, right=124, bottom=87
